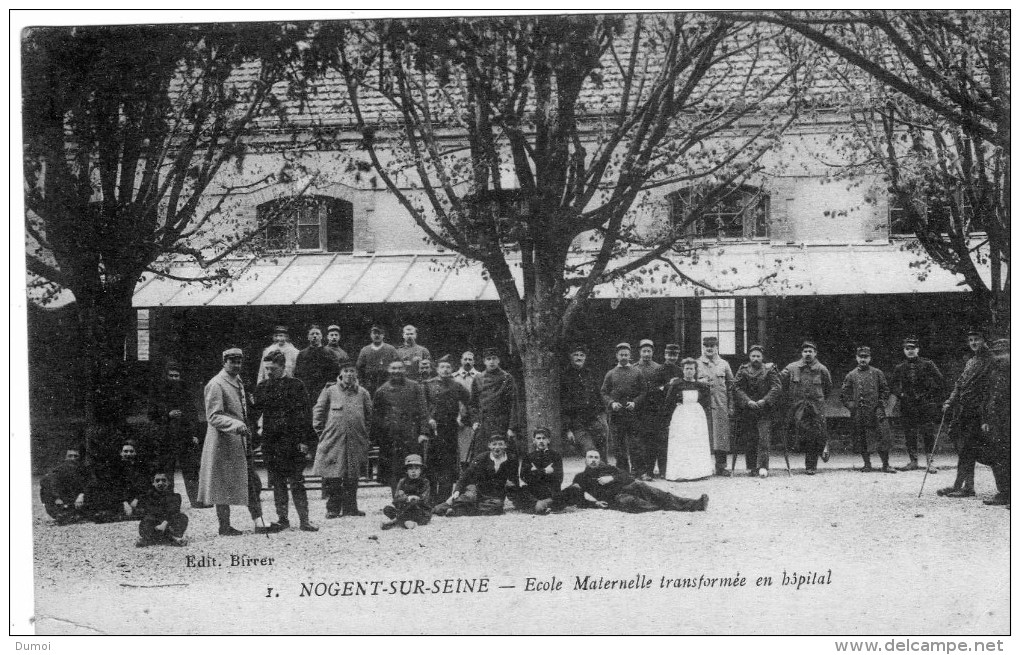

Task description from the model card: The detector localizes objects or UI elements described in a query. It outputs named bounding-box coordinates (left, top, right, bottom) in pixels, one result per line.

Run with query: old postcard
left=13, top=8, right=1010, bottom=641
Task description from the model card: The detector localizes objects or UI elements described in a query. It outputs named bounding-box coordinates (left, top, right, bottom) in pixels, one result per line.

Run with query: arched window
left=257, top=195, right=354, bottom=252
left=670, top=184, right=769, bottom=240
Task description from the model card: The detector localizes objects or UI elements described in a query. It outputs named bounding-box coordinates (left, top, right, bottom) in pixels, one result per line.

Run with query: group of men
left=40, top=321, right=1010, bottom=543
left=558, top=330, right=1009, bottom=505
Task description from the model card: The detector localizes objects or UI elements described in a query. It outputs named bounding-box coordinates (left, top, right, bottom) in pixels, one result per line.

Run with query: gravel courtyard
left=30, top=455, right=1009, bottom=635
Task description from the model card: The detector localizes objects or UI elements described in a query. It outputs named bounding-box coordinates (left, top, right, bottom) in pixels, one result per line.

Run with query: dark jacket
left=520, top=448, right=564, bottom=499
left=295, top=346, right=340, bottom=400
left=570, top=463, right=635, bottom=504
left=664, top=378, right=712, bottom=412
left=394, top=476, right=433, bottom=510
left=40, top=461, right=89, bottom=506
left=841, top=366, right=891, bottom=426
left=890, top=357, right=944, bottom=407
left=356, top=343, right=400, bottom=393
left=455, top=452, right=520, bottom=500
left=983, top=358, right=1010, bottom=439
left=252, top=376, right=315, bottom=464
left=425, top=376, right=470, bottom=431
left=600, top=365, right=648, bottom=410
left=373, top=378, right=429, bottom=448
left=733, top=362, right=782, bottom=415
left=647, top=362, right=683, bottom=416
left=137, top=488, right=184, bottom=523
left=560, top=365, right=604, bottom=421
left=947, top=347, right=995, bottom=413
left=469, top=368, right=522, bottom=436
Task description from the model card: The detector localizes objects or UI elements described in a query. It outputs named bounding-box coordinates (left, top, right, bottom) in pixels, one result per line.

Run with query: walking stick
left=918, top=408, right=949, bottom=499
left=779, top=421, right=793, bottom=477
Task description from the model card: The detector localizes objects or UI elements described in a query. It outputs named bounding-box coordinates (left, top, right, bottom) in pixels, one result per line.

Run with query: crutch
left=918, top=408, right=949, bottom=499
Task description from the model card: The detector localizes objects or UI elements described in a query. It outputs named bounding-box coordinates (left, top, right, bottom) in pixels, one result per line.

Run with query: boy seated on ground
left=518, top=427, right=564, bottom=513
left=382, top=454, right=432, bottom=530
left=537, top=449, right=708, bottom=514
left=86, top=440, right=151, bottom=523
left=136, top=472, right=189, bottom=547
left=433, top=434, right=520, bottom=517
left=40, top=447, right=89, bottom=525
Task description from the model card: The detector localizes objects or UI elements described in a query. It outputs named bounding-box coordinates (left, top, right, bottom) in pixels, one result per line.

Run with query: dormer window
left=257, top=195, right=354, bottom=252
left=670, top=184, right=769, bottom=240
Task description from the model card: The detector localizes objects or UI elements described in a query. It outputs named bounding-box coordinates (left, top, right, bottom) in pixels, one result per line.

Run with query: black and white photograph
left=11, top=8, right=1011, bottom=642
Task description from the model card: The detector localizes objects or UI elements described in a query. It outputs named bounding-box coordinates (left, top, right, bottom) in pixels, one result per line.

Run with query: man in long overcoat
left=698, top=336, right=735, bottom=476
left=198, top=348, right=280, bottom=536
left=981, top=338, right=1010, bottom=506
left=470, top=348, right=522, bottom=456
left=253, top=350, right=317, bottom=531
left=841, top=346, right=895, bottom=473
left=561, top=344, right=609, bottom=461
left=940, top=328, right=996, bottom=498
left=780, top=341, right=833, bottom=475
left=313, top=359, right=373, bottom=518
left=374, top=360, right=430, bottom=490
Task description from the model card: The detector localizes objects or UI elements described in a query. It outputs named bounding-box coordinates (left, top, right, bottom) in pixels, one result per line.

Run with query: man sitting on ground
left=40, top=447, right=89, bottom=525
left=136, top=471, right=189, bottom=547
left=433, top=434, right=520, bottom=517
left=539, top=449, right=708, bottom=514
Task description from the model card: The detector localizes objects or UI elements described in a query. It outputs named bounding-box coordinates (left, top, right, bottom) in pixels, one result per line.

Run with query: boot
left=878, top=451, right=897, bottom=474
left=860, top=454, right=874, bottom=472
left=343, top=482, right=365, bottom=517
left=217, top=505, right=241, bottom=536
left=896, top=457, right=920, bottom=472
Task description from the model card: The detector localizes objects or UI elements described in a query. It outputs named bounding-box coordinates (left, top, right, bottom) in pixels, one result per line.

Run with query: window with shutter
left=257, top=195, right=354, bottom=252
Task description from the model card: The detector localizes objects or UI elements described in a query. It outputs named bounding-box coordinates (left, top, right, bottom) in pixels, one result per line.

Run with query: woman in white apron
left=665, top=358, right=714, bottom=481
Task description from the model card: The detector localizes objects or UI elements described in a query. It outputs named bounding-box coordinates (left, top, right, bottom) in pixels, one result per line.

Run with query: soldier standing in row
left=356, top=325, right=400, bottom=395
left=940, top=328, right=995, bottom=498
left=424, top=354, right=470, bottom=501
left=780, top=341, right=833, bottom=476
left=600, top=343, right=647, bottom=474
left=733, top=345, right=782, bottom=478
left=890, top=336, right=944, bottom=473
left=295, top=324, right=340, bottom=404
left=257, top=325, right=299, bottom=383
left=469, top=348, right=522, bottom=457
left=325, top=324, right=349, bottom=362
left=147, top=361, right=200, bottom=506
left=374, top=360, right=430, bottom=490
left=841, top=346, right=896, bottom=473
left=698, top=336, right=735, bottom=477
left=252, top=351, right=318, bottom=532
left=645, top=344, right=683, bottom=478
left=561, top=344, right=609, bottom=461
left=396, top=324, right=432, bottom=383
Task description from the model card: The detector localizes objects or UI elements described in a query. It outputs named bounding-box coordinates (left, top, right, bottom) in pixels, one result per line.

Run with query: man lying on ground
left=537, top=449, right=708, bottom=514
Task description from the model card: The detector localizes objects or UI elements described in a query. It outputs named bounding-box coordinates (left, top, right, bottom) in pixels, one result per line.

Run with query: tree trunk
left=518, top=342, right=563, bottom=451
left=73, top=283, right=136, bottom=463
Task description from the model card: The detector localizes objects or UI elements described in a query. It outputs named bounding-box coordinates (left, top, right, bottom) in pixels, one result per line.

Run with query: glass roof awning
left=122, top=244, right=978, bottom=309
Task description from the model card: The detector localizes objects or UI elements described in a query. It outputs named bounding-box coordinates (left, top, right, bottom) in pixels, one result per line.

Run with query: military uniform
left=424, top=374, right=470, bottom=500
left=982, top=342, right=1010, bottom=504
left=600, top=358, right=648, bottom=474
left=841, top=359, right=894, bottom=471
left=561, top=362, right=609, bottom=460
left=780, top=351, right=833, bottom=473
left=550, top=463, right=706, bottom=513
left=733, top=356, right=782, bottom=473
left=147, top=374, right=199, bottom=504
left=39, top=458, right=89, bottom=524
left=646, top=359, right=682, bottom=476
left=890, top=344, right=944, bottom=469
left=373, top=377, right=430, bottom=489
left=469, top=367, right=522, bottom=455
left=942, top=341, right=995, bottom=496
left=433, top=451, right=521, bottom=517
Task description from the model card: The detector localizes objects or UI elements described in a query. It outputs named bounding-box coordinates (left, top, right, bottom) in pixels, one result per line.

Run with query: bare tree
left=321, top=13, right=804, bottom=445
left=22, top=22, right=318, bottom=448
left=725, top=10, right=1009, bottom=329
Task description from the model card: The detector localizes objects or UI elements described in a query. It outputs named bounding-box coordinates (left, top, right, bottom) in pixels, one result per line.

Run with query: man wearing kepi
left=295, top=324, right=340, bottom=404
left=374, top=360, right=430, bottom=490
left=733, top=345, right=782, bottom=478
left=890, top=336, right=945, bottom=473
left=469, top=347, right=522, bottom=457
left=698, top=336, right=735, bottom=477
left=841, top=346, right=896, bottom=473
left=561, top=344, right=609, bottom=460
left=198, top=348, right=282, bottom=536
left=780, top=341, right=833, bottom=475
left=396, top=324, right=432, bottom=383
left=258, top=325, right=299, bottom=383
left=940, top=328, right=996, bottom=498
left=600, top=342, right=647, bottom=474
left=252, top=350, right=318, bottom=531
left=313, top=359, right=373, bottom=519
left=541, top=449, right=707, bottom=514
left=424, top=354, right=471, bottom=501
left=324, top=324, right=349, bottom=362
left=357, top=324, right=400, bottom=394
